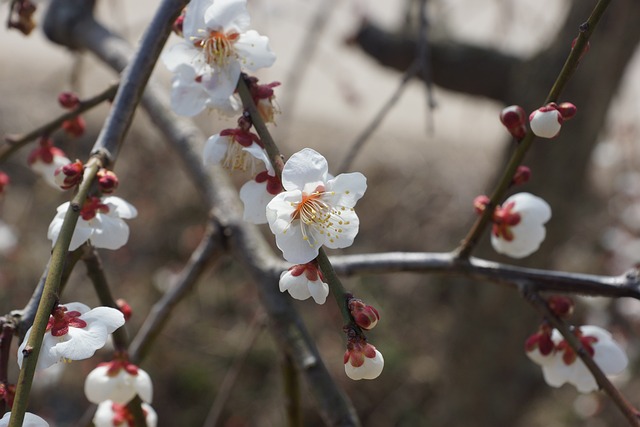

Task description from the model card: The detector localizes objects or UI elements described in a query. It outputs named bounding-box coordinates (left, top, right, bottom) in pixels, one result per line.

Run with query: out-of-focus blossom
left=93, top=400, right=157, bottom=427
left=85, top=359, right=153, bottom=404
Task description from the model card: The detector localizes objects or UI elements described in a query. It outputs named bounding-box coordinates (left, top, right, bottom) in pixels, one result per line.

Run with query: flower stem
left=454, top=0, right=611, bottom=259
left=8, top=159, right=101, bottom=427
left=317, top=249, right=359, bottom=330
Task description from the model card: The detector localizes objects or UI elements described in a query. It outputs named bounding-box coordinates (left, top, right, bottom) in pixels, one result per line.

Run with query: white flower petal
left=183, top=0, right=213, bottom=39
left=203, top=134, right=230, bottom=166
left=204, top=0, right=250, bottom=32
left=307, top=279, right=329, bottom=304
left=0, top=412, right=49, bottom=427
left=239, top=180, right=272, bottom=224
left=90, top=214, right=130, bottom=250
left=103, top=196, right=138, bottom=219
left=324, top=172, right=367, bottom=207
left=81, top=307, right=126, bottom=333
left=281, top=149, right=328, bottom=192
left=235, top=30, right=276, bottom=72
left=321, top=208, right=359, bottom=250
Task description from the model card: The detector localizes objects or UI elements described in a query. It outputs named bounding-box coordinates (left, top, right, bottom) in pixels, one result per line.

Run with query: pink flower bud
left=116, top=299, right=132, bottom=321
left=97, top=169, right=119, bottom=194
left=58, top=92, right=80, bottom=109
left=55, top=160, right=84, bottom=190
left=62, top=116, right=86, bottom=138
left=348, top=298, right=380, bottom=330
left=499, top=105, right=527, bottom=140
left=529, top=104, right=563, bottom=138
left=547, top=295, right=574, bottom=318
left=0, top=172, right=10, bottom=195
left=511, top=166, right=531, bottom=186
left=557, top=102, right=577, bottom=120
left=473, top=195, right=490, bottom=215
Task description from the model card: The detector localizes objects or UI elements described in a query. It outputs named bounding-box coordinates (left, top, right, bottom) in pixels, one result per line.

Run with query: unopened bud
left=557, top=102, right=577, bottom=120
left=499, top=105, right=527, bottom=140
left=547, top=295, right=574, bottom=318
left=54, top=160, right=84, bottom=189
left=511, top=166, right=531, bottom=186
left=97, top=169, right=119, bottom=194
left=0, top=172, right=10, bottom=195
left=62, top=116, right=86, bottom=138
left=473, top=195, right=491, bottom=214
left=58, top=92, right=80, bottom=109
left=348, top=298, right=380, bottom=330
left=529, top=104, right=562, bottom=138
left=116, top=298, right=132, bottom=321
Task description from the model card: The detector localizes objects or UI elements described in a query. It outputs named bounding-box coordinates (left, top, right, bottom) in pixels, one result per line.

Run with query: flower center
left=46, top=305, right=87, bottom=337
left=194, top=30, right=239, bottom=67
left=492, top=201, right=521, bottom=241
left=289, top=186, right=350, bottom=246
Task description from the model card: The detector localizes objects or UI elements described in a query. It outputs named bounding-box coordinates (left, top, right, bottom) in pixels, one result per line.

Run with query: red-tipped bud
left=557, top=102, right=577, bottom=120
left=97, top=169, right=119, bottom=194
left=348, top=298, right=380, bottom=330
left=473, top=195, right=490, bottom=214
left=571, top=37, right=590, bottom=61
left=54, top=160, right=84, bottom=189
left=62, top=116, right=86, bottom=138
left=499, top=105, right=527, bottom=140
left=0, top=172, right=10, bottom=195
left=547, top=295, right=574, bottom=318
left=511, top=166, right=531, bottom=186
left=58, top=92, right=80, bottom=109
left=116, top=298, right=132, bottom=321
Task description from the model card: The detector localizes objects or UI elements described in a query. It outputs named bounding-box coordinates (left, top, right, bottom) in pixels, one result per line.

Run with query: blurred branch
left=202, top=312, right=266, bottom=427
left=350, top=21, right=521, bottom=103
left=282, top=353, right=303, bottom=427
left=525, top=288, right=640, bottom=426
left=1, top=82, right=118, bottom=164
left=327, top=252, right=640, bottom=299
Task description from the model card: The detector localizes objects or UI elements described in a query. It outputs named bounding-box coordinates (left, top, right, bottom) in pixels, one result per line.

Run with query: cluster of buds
left=54, top=160, right=83, bottom=190
left=8, top=0, right=36, bottom=35
left=525, top=296, right=628, bottom=393
left=58, top=91, right=86, bottom=138
left=499, top=102, right=577, bottom=140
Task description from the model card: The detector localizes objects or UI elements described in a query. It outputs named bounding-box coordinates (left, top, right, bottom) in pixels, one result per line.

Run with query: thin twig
left=525, top=288, right=640, bottom=426
left=202, top=312, right=266, bottom=427
left=0, top=83, right=118, bottom=164
left=455, top=0, right=612, bottom=258
left=338, top=60, right=420, bottom=173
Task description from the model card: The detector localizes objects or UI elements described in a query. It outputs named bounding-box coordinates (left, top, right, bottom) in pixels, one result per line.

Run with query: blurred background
left=1, top=0, right=640, bottom=425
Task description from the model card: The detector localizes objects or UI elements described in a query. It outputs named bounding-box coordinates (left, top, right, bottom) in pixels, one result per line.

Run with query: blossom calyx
left=511, top=166, right=531, bottom=187
left=547, top=295, right=574, bottom=318
left=499, top=105, right=527, bottom=140
left=529, top=104, right=562, bottom=138
left=62, top=116, right=86, bottom=138
left=348, top=298, right=380, bottom=330
left=97, top=169, right=119, bottom=194
left=557, top=102, right=577, bottom=120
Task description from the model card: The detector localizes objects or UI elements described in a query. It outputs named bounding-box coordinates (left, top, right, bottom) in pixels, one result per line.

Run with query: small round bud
left=348, top=298, right=380, bottom=330
left=511, top=166, right=531, bottom=186
left=529, top=104, right=563, bottom=138
left=547, top=295, right=574, bottom=318
left=97, top=169, right=119, bottom=194
left=58, top=92, right=80, bottom=109
left=116, top=299, right=132, bottom=321
left=473, top=195, right=491, bottom=214
left=54, top=160, right=84, bottom=190
left=0, top=172, right=10, bottom=195
left=557, top=102, right=577, bottom=120
left=62, top=116, right=86, bottom=138
left=499, top=105, right=527, bottom=140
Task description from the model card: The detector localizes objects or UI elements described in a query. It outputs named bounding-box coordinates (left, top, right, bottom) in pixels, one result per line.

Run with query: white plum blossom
left=239, top=145, right=281, bottom=224
left=169, top=63, right=241, bottom=117
left=490, top=192, right=551, bottom=258
left=279, top=262, right=329, bottom=304
left=203, top=128, right=265, bottom=174
left=93, top=400, right=157, bottom=427
left=85, top=360, right=153, bottom=405
left=48, top=196, right=138, bottom=251
left=526, top=325, right=628, bottom=393
left=266, top=148, right=367, bottom=264
left=18, top=302, right=125, bottom=371
left=0, top=412, right=49, bottom=427
left=162, top=0, right=276, bottom=111
left=344, top=341, right=384, bottom=381
left=29, top=144, right=71, bottom=190
left=529, top=105, right=563, bottom=138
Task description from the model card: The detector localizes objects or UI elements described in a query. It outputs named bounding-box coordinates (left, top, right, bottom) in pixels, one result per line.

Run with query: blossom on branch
left=85, top=359, right=153, bottom=405
left=28, top=138, right=71, bottom=189
left=0, top=412, right=48, bottom=427
left=17, top=302, right=125, bottom=371
left=489, top=192, right=551, bottom=258
left=48, top=196, right=138, bottom=251
left=93, top=400, right=157, bottom=427
left=162, top=0, right=276, bottom=112
left=526, top=325, right=627, bottom=393
left=239, top=145, right=282, bottom=224
left=203, top=128, right=264, bottom=173
left=279, top=262, right=329, bottom=304
left=344, top=336, right=384, bottom=381
left=266, top=148, right=366, bottom=264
